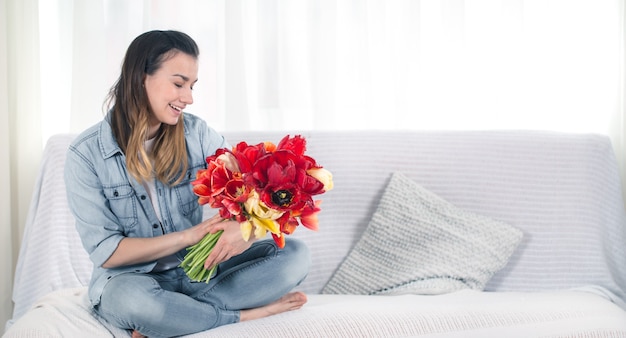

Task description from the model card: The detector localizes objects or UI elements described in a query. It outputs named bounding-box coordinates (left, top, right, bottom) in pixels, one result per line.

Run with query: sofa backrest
left=11, top=129, right=626, bottom=323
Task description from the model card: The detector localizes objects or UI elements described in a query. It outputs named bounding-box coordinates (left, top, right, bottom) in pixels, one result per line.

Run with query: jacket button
left=153, top=223, right=159, bottom=229
left=141, top=195, right=146, bottom=200
left=113, top=190, right=119, bottom=197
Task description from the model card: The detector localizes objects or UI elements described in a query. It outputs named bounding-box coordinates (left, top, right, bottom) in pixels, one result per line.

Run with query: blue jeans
left=95, top=238, right=310, bottom=337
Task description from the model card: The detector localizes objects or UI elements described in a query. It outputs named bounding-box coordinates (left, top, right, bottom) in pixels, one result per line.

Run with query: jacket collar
left=98, top=114, right=124, bottom=159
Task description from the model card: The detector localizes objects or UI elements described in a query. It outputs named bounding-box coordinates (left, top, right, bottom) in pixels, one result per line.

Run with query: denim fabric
left=64, top=113, right=228, bottom=307
left=96, top=238, right=310, bottom=337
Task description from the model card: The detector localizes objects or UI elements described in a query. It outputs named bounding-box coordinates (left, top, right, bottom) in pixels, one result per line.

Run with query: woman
left=64, top=30, right=310, bottom=338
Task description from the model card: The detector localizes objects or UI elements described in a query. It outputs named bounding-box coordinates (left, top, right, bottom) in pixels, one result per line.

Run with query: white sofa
left=5, top=130, right=626, bottom=337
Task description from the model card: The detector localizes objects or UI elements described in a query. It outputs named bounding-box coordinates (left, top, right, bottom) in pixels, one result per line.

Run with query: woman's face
left=144, top=51, right=198, bottom=138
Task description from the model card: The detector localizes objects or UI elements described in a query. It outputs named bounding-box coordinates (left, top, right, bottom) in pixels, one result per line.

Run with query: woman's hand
left=103, top=214, right=223, bottom=269
left=182, top=214, right=223, bottom=246
left=202, top=219, right=255, bottom=269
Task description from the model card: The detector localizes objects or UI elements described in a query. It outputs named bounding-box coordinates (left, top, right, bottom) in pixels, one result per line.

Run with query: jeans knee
left=283, top=238, right=311, bottom=283
left=98, top=274, right=167, bottom=328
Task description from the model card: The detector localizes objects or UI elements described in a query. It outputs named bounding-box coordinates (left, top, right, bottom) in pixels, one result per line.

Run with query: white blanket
left=5, top=287, right=626, bottom=338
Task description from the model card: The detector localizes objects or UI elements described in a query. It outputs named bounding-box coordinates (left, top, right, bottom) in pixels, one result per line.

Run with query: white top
left=143, top=137, right=180, bottom=272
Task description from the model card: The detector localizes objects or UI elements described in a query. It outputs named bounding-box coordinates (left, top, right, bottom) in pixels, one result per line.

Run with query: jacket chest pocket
left=104, top=184, right=138, bottom=228
left=174, top=165, right=202, bottom=217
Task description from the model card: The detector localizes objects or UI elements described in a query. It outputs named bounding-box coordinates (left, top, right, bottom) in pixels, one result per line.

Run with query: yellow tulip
left=307, top=167, right=334, bottom=191
left=244, top=191, right=284, bottom=220
left=217, top=152, right=240, bottom=172
left=250, top=214, right=280, bottom=235
left=240, top=220, right=253, bottom=241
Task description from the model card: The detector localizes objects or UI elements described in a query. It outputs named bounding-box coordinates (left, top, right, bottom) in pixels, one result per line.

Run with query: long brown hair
left=105, top=30, right=199, bottom=185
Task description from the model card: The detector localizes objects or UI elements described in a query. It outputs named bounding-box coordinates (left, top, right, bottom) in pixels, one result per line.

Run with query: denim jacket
left=64, top=113, right=228, bottom=307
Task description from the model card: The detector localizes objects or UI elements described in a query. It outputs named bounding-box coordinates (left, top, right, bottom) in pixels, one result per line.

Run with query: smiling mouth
left=169, top=104, right=183, bottom=112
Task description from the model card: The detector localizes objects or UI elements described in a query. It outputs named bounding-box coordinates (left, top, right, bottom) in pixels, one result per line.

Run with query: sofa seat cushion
left=322, top=172, right=523, bottom=295
left=7, top=287, right=626, bottom=338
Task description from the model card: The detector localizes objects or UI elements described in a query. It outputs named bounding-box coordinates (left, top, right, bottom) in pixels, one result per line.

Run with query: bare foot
left=131, top=330, right=146, bottom=338
left=240, top=292, right=307, bottom=322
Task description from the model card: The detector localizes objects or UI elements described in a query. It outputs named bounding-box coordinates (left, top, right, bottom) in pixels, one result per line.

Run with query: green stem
left=180, top=230, right=224, bottom=283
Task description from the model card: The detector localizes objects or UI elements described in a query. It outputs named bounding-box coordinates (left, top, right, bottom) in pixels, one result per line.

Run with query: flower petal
left=307, top=167, right=334, bottom=192
left=240, top=220, right=252, bottom=242
left=299, top=200, right=322, bottom=231
left=272, top=233, right=286, bottom=248
left=277, top=135, right=306, bottom=156
left=251, top=215, right=280, bottom=234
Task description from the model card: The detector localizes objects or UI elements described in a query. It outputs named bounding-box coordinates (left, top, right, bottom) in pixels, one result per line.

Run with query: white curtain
left=2, top=0, right=44, bottom=329
left=2, top=0, right=624, bottom=328
left=1, top=0, right=14, bottom=329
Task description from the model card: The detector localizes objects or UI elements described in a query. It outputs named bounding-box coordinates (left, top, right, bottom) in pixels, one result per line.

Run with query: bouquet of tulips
left=179, top=135, right=333, bottom=282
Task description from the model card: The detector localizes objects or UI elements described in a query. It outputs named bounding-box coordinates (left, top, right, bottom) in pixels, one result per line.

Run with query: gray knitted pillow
left=322, top=172, right=523, bottom=295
